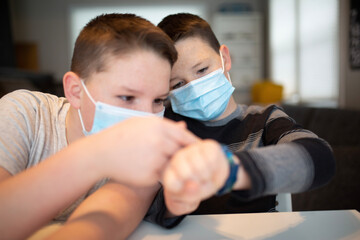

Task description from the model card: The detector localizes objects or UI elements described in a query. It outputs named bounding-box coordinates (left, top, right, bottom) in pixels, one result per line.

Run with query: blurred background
left=1, top=0, right=359, bottom=110
left=1, top=0, right=360, bottom=212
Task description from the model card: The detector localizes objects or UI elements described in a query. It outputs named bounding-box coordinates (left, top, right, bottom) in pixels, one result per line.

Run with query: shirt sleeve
left=232, top=106, right=336, bottom=200
left=0, top=90, right=35, bottom=175
left=144, top=187, right=186, bottom=228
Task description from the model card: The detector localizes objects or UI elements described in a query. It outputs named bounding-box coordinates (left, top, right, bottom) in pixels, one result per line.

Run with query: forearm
left=0, top=139, right=102, bottom=240
left=233, top=138, right=335, bottom=199
left=47, top=182, right=160, bottom=240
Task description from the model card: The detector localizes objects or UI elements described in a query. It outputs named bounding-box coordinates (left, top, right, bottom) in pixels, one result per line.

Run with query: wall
left=9, top=0, right=265, bottom=82
left=10, top=0, right=69, bottom=81
left=339, top=0, right=360, bottom=110
left=9, top=0, right=359, bottom=109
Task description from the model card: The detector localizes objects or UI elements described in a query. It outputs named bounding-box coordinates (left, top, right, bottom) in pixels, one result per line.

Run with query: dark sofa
left=0, top=67, right=64, bottom=98
left=282, top=104, right=360, bottom=212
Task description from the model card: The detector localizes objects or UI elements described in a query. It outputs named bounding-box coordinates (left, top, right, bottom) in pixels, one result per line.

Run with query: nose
left=135, top=101, right=154, bottom=114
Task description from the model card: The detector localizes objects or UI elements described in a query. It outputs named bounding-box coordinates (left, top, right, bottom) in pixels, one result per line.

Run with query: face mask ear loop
left=80, top=80, right=96, bottom=105
left=77, top=109, right=87, bottom=134
left=227, top=72, right=232, bottom=85
left=219, top=50, right=233, bottom=85
left=78, top=80, right=95, bottom=135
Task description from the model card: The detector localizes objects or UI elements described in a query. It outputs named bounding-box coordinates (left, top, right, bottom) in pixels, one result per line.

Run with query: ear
left=220, top=44, right=232, bottom=72
left=63, top=71, right=82, bottom=109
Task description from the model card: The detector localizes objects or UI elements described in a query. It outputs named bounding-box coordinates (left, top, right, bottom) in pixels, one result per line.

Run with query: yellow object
left=251, top=80, right=283, bottom=104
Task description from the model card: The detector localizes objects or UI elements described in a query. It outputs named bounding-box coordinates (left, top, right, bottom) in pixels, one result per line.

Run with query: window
left=69, top=4, right=206, bottom=57
left=270, top=0, right=339, bottom=106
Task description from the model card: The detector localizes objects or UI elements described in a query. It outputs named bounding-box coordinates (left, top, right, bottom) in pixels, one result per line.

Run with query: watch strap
left=216, top=144, right=240, bottom=196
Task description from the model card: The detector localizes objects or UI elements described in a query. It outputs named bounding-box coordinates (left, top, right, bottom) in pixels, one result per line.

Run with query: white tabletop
left=28, top=210, right=360, bottom=240
left=128, top=210, right=360, bottom=240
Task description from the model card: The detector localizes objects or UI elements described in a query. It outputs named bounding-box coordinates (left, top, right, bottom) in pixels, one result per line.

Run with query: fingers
left=152, top=118, right=201, bottom=166
left=163, top=167, right=183, bottom=192
left=164, top=194, right=201, bottom=216
left=161, top=119, right=200, bottom=146
left=163, top=183, right=202, bottom=216
left=163, top=147, right=196, bottom=193
left=163, top=140, right=228, bottom=199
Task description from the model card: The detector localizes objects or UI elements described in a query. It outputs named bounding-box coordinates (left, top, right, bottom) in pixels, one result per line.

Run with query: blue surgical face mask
left=169, top=51, right=234, bottom=121
left=78, top=81, right=165, bottom=136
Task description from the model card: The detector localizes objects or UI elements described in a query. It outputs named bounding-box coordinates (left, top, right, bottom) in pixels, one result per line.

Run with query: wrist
left=232, top=161, right=252, bottom=190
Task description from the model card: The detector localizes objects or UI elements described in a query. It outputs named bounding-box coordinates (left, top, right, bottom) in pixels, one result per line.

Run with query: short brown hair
left=71, top=13, right=177, bottom=79
left=158, top=13, right=220, bottom=52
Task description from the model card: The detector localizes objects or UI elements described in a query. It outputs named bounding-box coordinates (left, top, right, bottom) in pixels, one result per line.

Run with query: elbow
left=312, top=146, right=336, bottom=189
left=294, top=138, right=336, bottom=190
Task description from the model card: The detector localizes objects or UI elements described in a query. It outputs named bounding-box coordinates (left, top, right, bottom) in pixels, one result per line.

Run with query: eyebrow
left=158, top=92, right=170, bottom=98
left=170, top=77, right=181, bottom=82
left=121, top=86, right=142, bottom=94
left=191, top=62, right=203, bottom=70
left=170, top=61, right=205, bottom=82
left=122, top=86, right=169, bottom=97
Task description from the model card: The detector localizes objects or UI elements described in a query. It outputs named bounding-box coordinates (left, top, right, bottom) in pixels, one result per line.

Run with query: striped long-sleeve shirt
left=145, top=104, right=335, bottom=228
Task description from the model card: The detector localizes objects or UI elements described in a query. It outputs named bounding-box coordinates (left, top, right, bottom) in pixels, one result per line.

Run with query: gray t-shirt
left=0, top=89, right=107, bottom=220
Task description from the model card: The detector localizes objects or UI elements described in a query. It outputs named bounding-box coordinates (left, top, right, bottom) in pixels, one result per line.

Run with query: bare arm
left=46, top=181, right=160, bottom=240
left=0, top=167, right=11, bottom=182
left=0, top=117, right=198, bottom=240
left=0, top=139, right=102, bottom=240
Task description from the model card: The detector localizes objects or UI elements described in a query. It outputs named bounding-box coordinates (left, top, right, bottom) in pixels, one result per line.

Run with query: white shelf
left=212, top=12, right=263, bottom=103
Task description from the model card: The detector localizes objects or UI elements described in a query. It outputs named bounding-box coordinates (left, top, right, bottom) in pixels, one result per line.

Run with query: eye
left=118, top=96, right=134, bottom=102
left=154, top=97, right=168, bottom=105
left=171, top=80, right=186, bottom=90
left=197, top=67, right=208, bottom=75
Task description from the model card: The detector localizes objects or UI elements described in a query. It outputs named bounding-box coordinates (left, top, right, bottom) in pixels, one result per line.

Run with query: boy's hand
left=162, top=140, right=230, bottom=216
left=88, top=117, right=199, bottom=186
